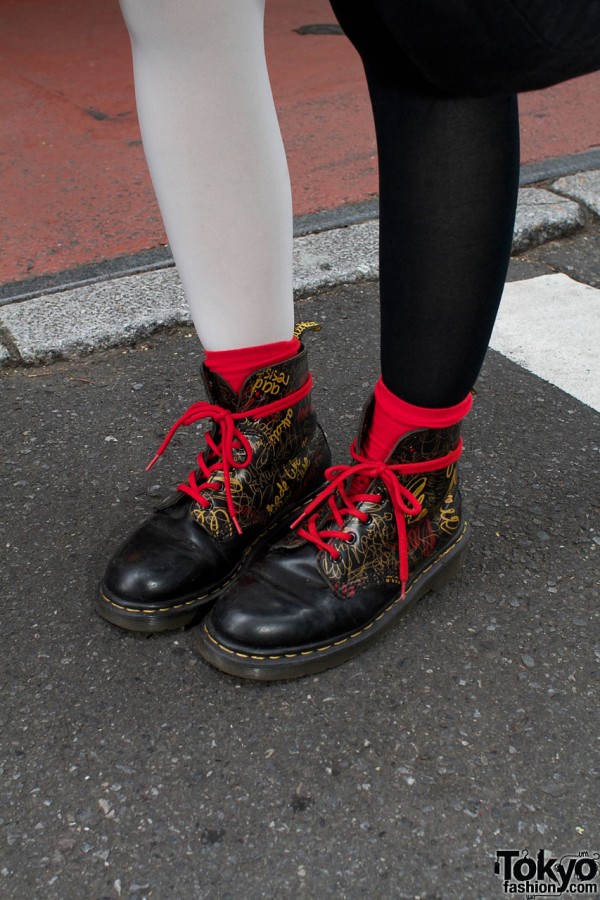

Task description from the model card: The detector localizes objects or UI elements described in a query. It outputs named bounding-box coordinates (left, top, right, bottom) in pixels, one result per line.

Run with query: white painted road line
left=491, top=274, right=600, bottom=412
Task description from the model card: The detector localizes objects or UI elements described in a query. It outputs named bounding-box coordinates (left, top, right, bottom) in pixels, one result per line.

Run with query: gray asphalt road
left=1, top=263, right=598, bottom=898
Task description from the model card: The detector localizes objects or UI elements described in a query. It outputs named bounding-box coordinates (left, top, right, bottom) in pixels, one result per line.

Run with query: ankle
left=362, top=377, right=473, bottom=461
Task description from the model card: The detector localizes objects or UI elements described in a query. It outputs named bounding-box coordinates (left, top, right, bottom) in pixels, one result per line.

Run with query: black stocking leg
left=330, top=0, right=520, bottom=407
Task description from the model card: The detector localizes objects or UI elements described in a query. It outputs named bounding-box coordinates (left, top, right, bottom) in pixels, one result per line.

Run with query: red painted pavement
left=1, top=0, right=599, bottom=285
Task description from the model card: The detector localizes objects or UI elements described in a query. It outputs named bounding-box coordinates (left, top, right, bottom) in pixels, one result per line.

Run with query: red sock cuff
left=363, top=377, right=472, bottom=462
left=204, top=338, right=299, bottom=393
left=375, top=378, right=473, bottom=429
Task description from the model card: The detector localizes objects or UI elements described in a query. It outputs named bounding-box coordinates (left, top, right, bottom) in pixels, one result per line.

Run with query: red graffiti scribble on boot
left=407, top=518, right=436, bottom=558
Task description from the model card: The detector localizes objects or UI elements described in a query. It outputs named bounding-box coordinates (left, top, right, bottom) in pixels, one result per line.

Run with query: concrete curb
left=551, top=169, right=600, bottom=218
left=0, top=180, right=596, bottom=368
left=511, top=187, right=583, bottom=252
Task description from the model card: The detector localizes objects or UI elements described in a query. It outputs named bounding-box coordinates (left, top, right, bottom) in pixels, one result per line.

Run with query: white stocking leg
left=119, top=0, right=294, bottom=349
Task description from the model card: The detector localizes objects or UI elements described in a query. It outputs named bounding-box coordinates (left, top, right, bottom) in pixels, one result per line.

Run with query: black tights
left=329, top=0, right=521, bottom=407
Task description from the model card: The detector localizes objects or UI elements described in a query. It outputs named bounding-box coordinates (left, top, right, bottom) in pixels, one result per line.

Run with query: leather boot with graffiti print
left=98, top=326, right=331, bottom=632
left=199, top=397, right=470, bottom=679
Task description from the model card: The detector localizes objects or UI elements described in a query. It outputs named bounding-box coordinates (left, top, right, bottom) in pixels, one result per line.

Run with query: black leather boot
left=98, top=328, right=331, bottom=632
left=198, top=398, right=470, bottom=679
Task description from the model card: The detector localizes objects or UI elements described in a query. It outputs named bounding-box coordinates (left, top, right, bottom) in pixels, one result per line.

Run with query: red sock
left=204, top=338, right=300, bottom=393
left=362, top=377, right=473, bottom=461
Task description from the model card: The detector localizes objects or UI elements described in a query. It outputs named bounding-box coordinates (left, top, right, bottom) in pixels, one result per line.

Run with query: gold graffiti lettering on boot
left=404, top=474, right=428, bottom=522
left=191, top=477, right=245, bottom=538
left=446, top=464, right=458, bottom=490
left=268, top=408, right=294, bottom=445
left=265, top=455, right=312, bottom=514
left=281, top=454, right=311, bottom=484
left=192, top=505, right=234, bottom=539
left=250, top=369, right=291, bottom=396
left=321, top=511, right=398, bottom=591
left=267, top=480, right=289, bottom=515
left=439, top=494, right=460, bottom=535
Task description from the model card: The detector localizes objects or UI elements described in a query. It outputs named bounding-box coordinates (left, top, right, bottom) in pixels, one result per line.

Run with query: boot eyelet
left=345, top=532, right=357, bottom=544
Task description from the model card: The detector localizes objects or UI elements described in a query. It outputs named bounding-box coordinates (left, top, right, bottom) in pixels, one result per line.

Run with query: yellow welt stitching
left=102, top=492, right=320, bottom=617
left=205, top=526, right=468, bottom=661
left=102, top=597, right=127, bottom=611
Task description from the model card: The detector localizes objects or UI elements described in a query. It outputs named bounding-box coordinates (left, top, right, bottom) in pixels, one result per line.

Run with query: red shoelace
left=292, top=438, right=463, bottom=598
left=146, top=376, right=313, bottom=535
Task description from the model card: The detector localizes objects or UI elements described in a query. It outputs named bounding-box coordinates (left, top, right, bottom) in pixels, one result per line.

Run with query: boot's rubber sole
left=197, top=522, right=471, bottom=680
left=96, top=487, right=326, bottom=634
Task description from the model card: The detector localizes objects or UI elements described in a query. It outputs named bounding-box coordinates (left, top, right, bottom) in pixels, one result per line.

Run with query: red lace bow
left=292, top=438, right=463, bottom=598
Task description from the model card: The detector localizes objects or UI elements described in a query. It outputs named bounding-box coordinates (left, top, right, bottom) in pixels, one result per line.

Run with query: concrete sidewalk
left=1, top=170, right=599, bottom=369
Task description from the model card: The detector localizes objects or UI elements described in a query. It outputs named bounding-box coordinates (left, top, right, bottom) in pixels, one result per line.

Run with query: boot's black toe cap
left=102, top=517, right=229, bottom=608
left=207, top=543, right=375, bottom=652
